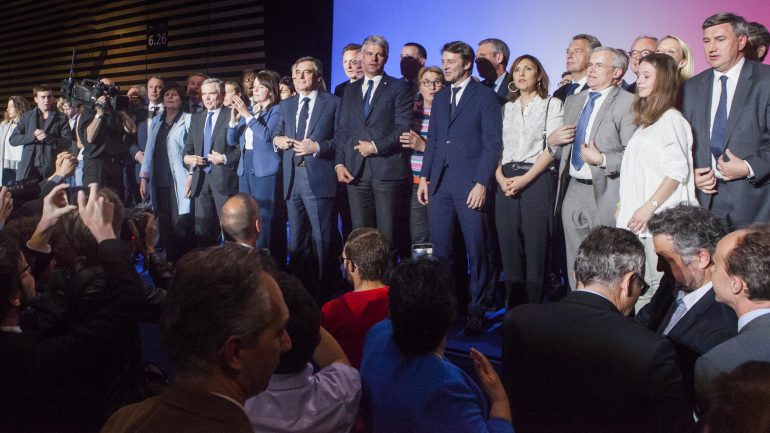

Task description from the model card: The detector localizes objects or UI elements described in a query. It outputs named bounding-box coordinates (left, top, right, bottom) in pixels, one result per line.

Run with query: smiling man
left=553, top=34, right=602, bottom=102
left=681, top=12, right=770, bottom=231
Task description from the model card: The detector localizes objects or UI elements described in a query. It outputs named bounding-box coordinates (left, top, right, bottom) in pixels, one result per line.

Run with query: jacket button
left=447, top=140, right=451, bottom=144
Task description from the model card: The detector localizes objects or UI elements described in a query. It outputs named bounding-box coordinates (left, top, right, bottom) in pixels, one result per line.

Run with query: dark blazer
left=183, top=107, right=240, bottom=197
left=422, top=78, right=502, bottom=194
left=695, top=312, right=770, bottom=408
left=101, top=383, right=253, bottom=433
left=503, top=291, right=694, bottom=433
left=681, top=60, right=770, bottom=227
left=636, top=276, right=737, bottom=402
left=482, top=74, right=511, bottom=105
left=129, top=119, right=150, bottom=181
left=275, top=91, right=340, bottom=199
left=333, top=74, right=412, bottom=181
left=553, top=81, right=588, bottom=102
left=227, top=104, right=282, bottom=178
left=333, top=80, right=350, bottom=98
left=9, top=108, right=72, bottom=180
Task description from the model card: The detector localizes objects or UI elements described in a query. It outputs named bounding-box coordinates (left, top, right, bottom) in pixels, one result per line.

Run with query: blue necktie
left=363, top=79, right=374, bottom=117
left=203, top=111, right=214, bottom=173
left=450, top=87, right=461, bottom=115
left=710, top=75, right=728, bottom=159
left=567, top=82, right=580, bottom=96
left=571, top=92, right=601, bottom=171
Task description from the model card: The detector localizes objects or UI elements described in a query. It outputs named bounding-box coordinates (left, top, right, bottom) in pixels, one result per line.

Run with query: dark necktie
left=710, top=75, right=728, bottom=159
left=571, top=92, right=601, bottom=170
left=203, top=111, right=214, bottom=173
left=151, top=106, right=159, bottom=118
left=295, top=97, right=310, bottom=166
left=363, top=79, right=374, bottom=117
left=567, top=82, right=580, bottom=96
left=450, top=86, right=461, bottom=115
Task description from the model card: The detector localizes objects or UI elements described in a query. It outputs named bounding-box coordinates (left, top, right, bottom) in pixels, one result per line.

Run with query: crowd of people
left=1, top=9, right=770, bottom=433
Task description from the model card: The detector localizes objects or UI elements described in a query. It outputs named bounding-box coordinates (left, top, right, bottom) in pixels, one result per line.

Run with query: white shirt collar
left=452, top=75, right=472, bottom=91
left=210, top=392, right=246, bottom=413
left=714, top=56, right=745, bottom=82
left=0, top=326, right=21, bottom=333
left=493, top=73, right=506, bottom=91
left=738, top=307, right=770, bottom=332
left=297, top=90, right=318, bottom=104
left=676, top=280, right=713, bottom=311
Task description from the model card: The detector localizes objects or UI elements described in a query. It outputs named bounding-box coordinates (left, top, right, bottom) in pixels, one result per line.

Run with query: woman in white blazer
left=140, top=82, right=194, bottom=262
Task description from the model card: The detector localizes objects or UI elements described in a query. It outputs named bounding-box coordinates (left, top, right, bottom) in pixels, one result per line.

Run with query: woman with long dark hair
left=495, top=54, right=563, bottom=307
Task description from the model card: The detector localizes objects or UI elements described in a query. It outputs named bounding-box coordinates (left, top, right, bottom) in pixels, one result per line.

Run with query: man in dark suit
left=503, top=227, right=694, bottom=433
left=418, top=41, right=502, bottom=335
left=552, top=34, right=602, bottom=102
left=129, top=75, right=164, bottom=186
left=637, top=205, right=737, bottom=403
left=9, top=85, right=72, bottom=181
left=273, top=56, right=340, bottom=298
left=624, top=35, right=658, bottom=94
left=681, top=13, right=770, bottom=231
left=183, top=72, right=207, bottom=114
left=548, top=47, right=636, bottom=290
left=183, top=78, right=240, bottom=247
left=101, top=245, right=292, bottom=433
left=334, top=35, right=412, bottom=252
left=695, top=224, right=770, bottom=409
left=333, top=43, right=363, bottom=99
left=476, top=38, right=511, bottom=105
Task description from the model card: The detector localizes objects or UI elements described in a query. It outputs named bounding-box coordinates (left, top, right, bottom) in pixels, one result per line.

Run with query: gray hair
left=162, top=244, right=274, bottom=373
left=574, top=226, right=645, bottom=288
left=478, top=38, right=511, bottom=67
left=292, top=56, right=327, bottom=91
left=648, top=204, right=725, bottom=263
left=202, top=77, right=224, bottom=94
left=362, top=35, right=390, bottom=58
left=593, top=47, right=629, bottom=75
left=633, top=35, right=659, bottom=45
left=703, top=12, right=749, bottom=37
left=573, top=33, right=602, bottom=52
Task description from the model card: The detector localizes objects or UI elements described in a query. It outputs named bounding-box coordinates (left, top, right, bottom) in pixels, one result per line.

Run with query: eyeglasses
left=635, top=273, right=650, bottom=296
left=628, top=49, right=654, bottom=58
left=421, top=80, right=443, bottom=88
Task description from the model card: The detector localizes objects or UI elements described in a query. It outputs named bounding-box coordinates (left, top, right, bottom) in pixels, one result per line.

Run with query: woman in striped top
left=399, top=66, right=444, bottom=247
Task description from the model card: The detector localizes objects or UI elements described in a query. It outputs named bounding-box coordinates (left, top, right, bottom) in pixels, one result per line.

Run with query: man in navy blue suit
left=273, top=56, right=341, bottom=300
left=418, top=41, right=502, bottom=335
left=334, top=35, right=412, bottom=253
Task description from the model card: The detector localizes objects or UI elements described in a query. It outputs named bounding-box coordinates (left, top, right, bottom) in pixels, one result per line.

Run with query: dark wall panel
left=0, top=0, right=265, bottom=109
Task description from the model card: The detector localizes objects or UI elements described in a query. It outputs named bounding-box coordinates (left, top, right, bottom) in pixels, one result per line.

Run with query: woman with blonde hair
left=0, top=96, right=31, bottom=184
left=657, top=35, right=695, bottom=80
left=617, top=53, right=698, bottom=308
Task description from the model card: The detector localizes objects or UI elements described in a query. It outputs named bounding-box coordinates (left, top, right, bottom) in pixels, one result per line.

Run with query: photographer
left=1, top=183, right=146, bottom=433
left=78, top=78, right=136, bottom=200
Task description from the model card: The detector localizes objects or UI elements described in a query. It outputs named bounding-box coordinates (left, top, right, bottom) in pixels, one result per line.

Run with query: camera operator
left=78, top=78, right=136, bottom=200
left=8, top=85, right=72, bottom=182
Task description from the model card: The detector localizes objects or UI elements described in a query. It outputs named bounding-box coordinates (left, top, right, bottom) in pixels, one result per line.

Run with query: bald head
left=221, top=193, right=261, bottom=246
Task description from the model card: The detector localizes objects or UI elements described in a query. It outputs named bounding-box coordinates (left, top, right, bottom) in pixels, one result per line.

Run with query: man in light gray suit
left=548, top=47, right=636, bottom=290
left=681, top=13, right=770, bottom=231
left=695, top=223, right=770, bottom=411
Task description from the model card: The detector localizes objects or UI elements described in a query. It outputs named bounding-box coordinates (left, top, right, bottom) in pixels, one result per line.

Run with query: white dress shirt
left=493, top=73, right=506, bottom=93
left=449, top=75, right=472, bottom=107
left=362, top=74, right=383, bottom=105
left=737, top=308, right=770, bottom=333
left=665, top=281, right=713, bottom=332
left=502, top=96, right=564, bottom=164
left=295, top=90, right=318, bottom=139
left=709, top=57, right=752, bottom=178
left=569, top=85, right=613, bottom=180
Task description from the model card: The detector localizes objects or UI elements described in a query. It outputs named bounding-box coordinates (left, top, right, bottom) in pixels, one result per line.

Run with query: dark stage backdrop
left=0, top=0, right=268, bottom=110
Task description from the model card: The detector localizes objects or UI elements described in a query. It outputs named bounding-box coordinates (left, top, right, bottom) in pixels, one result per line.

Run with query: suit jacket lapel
left=211, top=107, right=229, bottom=150
left=450, top=79, right=475, bottom=124
left=669, top=289, right=716, bottom=339
left=42, top=112, right=56, bottom=132
left=307, top=93, right=325, bottom=137
left=697, top=73, right=714, bottom=150
left=588, top=87, right=618, bottom=142
left=725, top=61, right=754, bottom=148
left=365, top=74, right=389, bottom=120
left=286, top=96, right=299, bottom=139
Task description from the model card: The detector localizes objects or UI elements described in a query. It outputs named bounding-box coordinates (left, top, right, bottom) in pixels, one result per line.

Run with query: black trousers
left=193, top=176, right=231, bottom=248
left=154, top=185, right=193, bottom=262
left=83, top=158, right=126, bottom=202
left=495, top=165, right=555, bottom=306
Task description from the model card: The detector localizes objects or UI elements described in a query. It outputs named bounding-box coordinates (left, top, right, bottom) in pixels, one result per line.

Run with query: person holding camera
left=78, top=78, right=136, bottom=201
left=9, top=85, right=72, bottom=182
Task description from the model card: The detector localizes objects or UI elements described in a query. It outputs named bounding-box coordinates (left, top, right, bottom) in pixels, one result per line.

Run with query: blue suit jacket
left=422, top=78, right=502, bottom=194
left=274, top=92, right=340, bottom=199
left=227, top=104, right=282, bottom=178
left=333, top=74, right=412, bottom=181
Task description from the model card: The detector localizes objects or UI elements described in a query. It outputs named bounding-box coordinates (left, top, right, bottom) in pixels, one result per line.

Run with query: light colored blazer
left=553, top=86, right=636, bottom=225
left=140, top=112, right=192, bottom=215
